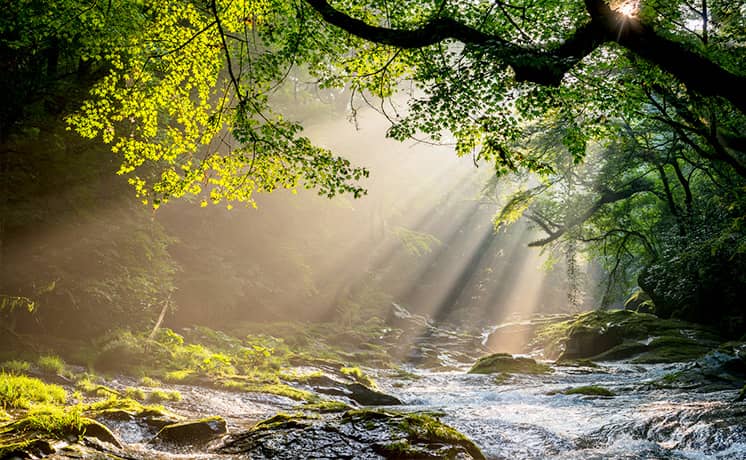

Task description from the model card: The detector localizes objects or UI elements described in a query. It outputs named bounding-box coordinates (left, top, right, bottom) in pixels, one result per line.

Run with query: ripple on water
left=389, top=364, right=746, bottom=460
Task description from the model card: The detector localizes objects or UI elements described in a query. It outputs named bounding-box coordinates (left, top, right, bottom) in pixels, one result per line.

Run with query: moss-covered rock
left=532, top=309, right=720, bottom=362
left=152, top=416, right=227, bottom=446
left=468, top=353, right=551, bottom=375
left=216, top=409, right=485, bottom=459
left=656, top=343, right=746, bottom=392
left=549, top=386, right=615, bottom=397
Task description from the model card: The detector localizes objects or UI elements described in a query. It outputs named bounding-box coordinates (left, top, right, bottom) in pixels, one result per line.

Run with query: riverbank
left=1, top=308, right=745, bottom=459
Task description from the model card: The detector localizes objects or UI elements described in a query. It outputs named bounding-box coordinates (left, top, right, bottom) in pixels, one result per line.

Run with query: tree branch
left=305, top=0, right=746, bottom=112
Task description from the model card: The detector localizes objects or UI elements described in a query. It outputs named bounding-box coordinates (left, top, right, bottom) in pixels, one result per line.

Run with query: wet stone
left=151, top=416, right=227, bottom=446
left=216, top=410, right=485, bottom=460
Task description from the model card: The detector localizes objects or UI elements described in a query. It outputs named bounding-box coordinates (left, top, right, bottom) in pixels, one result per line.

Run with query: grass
left=340, top=366, right=377, bottom=388
left=148, top=389, right=181, bottom=402
left=139, top=376, right=161, bottom=387
left=0, top=360, right=31, bottom=375
left=36, top=355, right=65, bottom=375
left=124, top=387, right=146, bottom=401
left=298, top=400, right=351, bottom=413
left=0, top=373, right=66, bottom=409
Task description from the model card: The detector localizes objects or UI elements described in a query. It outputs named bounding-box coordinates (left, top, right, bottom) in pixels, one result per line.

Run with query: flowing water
left=97, top=361, right=746, bottom=459
left=383, top=363, right=746, bottom=459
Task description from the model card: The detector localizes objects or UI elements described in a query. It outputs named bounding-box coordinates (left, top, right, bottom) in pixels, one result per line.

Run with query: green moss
left=557, top=386, right=615, bottom=397
left=252, top=412, right=315, bottom=430
left=468, top=354, right=551, bottom=374
left=398, top=413, right=485, bottom=460
left=278, top=370, right=323, bottom=384
left=554, top=359, right=599, bottom=368
left=163, top=369, right=195, bottom=383
left=218, top=379, right=315, bottom=401
left=124, top=387, right=146, bottom=401
left=340, top=366, right=376, bottom=388
left=148, top=389, right=181, bottom=402
left=139, top=376, right=161, bottom=387
left=532, top=309, right=720, bottom=361
left=298, top=400, right=351, bottom=413
left=0, top=373, right=66, bottom=409
left=389, top=368, right=420, bottom=380
left=736, top=385, right=745, bottom=402
left=492, top=372, right=512, bottom=385
left=376, top=439, right=419, bottom=456
left=630, top=337, right=711, bottom=364
left=6, top=404, right=84, bottom=437
left=84, top=395, right=170, bottom=419
left=0, top=360, right=31, bottom=375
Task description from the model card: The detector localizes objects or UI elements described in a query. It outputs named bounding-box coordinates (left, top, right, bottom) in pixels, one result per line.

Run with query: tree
left=52, top=0, right=744, bottom=208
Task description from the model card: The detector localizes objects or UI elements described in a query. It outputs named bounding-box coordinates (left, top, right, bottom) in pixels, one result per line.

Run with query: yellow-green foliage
left=298, top=400, right=351, bottom=413
left=147, top=389, right=181, bottom=402
left=124, top=387, right=146, bottom=401
left=468, top=354, right=551, bottom=375
left=0, top=373, right=66, bottom=409
left=279, top=370, right=323, bottom=383
left=163, top=369, right=195, bottom=383
left=340, top=366, right=377, bottom=388
left=75, top=376, right=118, bottom=397
left=37, top=355, right=65, bottom=375
left=139, top=376, right=161, bottom=387
left=12, top=404, right=84, bottom=437
left=0, top=360, right=31, bottom=375
left=219, top=380, right=315, bottom=402
left=84, top=396, right=168, bottom=418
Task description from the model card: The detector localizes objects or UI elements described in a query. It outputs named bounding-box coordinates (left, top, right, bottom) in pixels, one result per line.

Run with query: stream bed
left=385, top=363, right=746, bottom=459
left=94, top=361, right=746, bottom=460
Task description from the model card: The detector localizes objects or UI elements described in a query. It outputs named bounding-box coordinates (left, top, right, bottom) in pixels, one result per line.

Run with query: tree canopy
left=2, top=0, right=746, bottom=333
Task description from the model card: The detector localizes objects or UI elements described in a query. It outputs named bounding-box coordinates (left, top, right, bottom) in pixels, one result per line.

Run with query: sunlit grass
left=37, top=355, right=65, bottom=375
left=0, top=360, right=31, bottom=375
left=0, top=373, right=66, bottom=409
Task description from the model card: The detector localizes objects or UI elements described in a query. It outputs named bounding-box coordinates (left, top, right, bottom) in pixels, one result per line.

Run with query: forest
left=1, top=1, right=745, bottom=458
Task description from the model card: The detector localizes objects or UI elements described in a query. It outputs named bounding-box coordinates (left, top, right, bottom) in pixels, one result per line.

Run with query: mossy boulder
left=216, top=409, right=485, bottom=459
left=532, top=309, right=720, bottom=362
left=548, top=386, right=615, bottom=397
left=308, top=375, right=402, bottom=405
left=152, top=416, right=227, bottom=446
left=657, top=343, right=746, bottom=392
left=468, top=353, right=551, bottom=374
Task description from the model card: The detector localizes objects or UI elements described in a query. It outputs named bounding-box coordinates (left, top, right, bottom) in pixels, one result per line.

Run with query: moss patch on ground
left=468, top=353, right=551, bottom=375
left=549, top=386, right=615, bottom=397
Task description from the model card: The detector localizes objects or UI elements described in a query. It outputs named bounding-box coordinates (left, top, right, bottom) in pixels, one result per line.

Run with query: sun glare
left=617, top=1, right=639, bottom=17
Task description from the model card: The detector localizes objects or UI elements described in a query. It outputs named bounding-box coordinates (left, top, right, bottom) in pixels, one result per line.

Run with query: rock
left=468, top=353, right=551, bottom=374
left=561, top=326, right=623, bottom=360
left=656, top=343, right=746, bottom=392
left=152, top=416, right=227, bottom=446
left=624, top=289, right=654, bottom=313
left=309, top=375, right=402, bottom=405
left=485, top=315, right=573, bottom=355
left=531, top=309, right=721, bottom=362
left=216, top=409, right=485, bottom=460
left=548, top=386, right=615, bottom=397
left=80, top=419, right=122, bottom=447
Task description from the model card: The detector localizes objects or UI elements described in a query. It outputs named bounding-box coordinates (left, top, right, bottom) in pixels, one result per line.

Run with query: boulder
left=152, top=416, right=227, bottom=446
left=216, top=410, right=485, bottom=460
left=468, top=353, right=551, bottom=374
left=309, top=375, right=402, bottom=405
